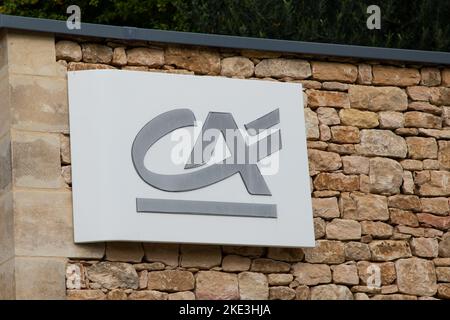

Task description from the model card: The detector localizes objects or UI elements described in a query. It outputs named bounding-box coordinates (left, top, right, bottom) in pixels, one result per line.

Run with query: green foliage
left=1, top=0, right=449, bottom=51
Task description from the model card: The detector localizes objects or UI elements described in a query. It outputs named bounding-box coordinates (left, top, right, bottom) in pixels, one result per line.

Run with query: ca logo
left=131, top=108, right=282, bottom=218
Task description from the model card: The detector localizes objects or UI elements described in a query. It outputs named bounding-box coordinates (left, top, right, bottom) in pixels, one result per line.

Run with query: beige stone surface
left=369, top=240, right=412, bottom=261
left=317, top=107, right=340, bottom=125
left=304, top=240, right=345, bottom=264
left=357, top=64, right=372, bottom=84
left=430, top=87, right=450, bottom=105
left=255, top=58, right=311, bottom=79
left=396, top=258, right=437, bottom=296
left=250, top=258, right=290, bottom=273
left=418, top=171, right=450, bottom=196
left=378, top=111, right=405, bottom=129
left=304, top=108, right=319, bottom=140
left=439, top=141, right=450, bottom=170
left=10, top=74, right=68, bottom=132
left=307, top=90, right=349, bottom=108
left=67, top=289, right=106, bottom=300
left=339, top=109, right=378, bottom=128
left=126, top=47, right=164, bottom=67
left=356, top=130, right=407, bottom=158
left=55, top=41, right=82, bottom=62
left=312, top=197, right=340, bottom=219
left=222, top=246, right=263, bottom=258
left=81, top=43, right=113, bottom=64
left=311, top=62, right=357, bottom=83
left=341, top=192, right=389, bottom=221
left=128, top=290, right=168, bottom=300
left=292, top=263, right=331, bottom=285
left=408, top=101, right=441, bottom=115
left=372, top=66, right=420, bottom=86
left=361, top=221, right=393, bottom=239
left=87, top=262, right=139, bottom=290
left=147, top=270, right=195, bottom=292
left=238, top=272, right=269, bottom=300
left=15, top=257, right=67, bottom=300
left=331, top=126, right=360, bottom=144
left=344, top=242, right=371, bottom=261
left=368, top=157, right=403, bottom=195
left=0, top=258, right=15, bottom=300
left=165, top=46, right=220, bottom=75
left=421, top=198, right=450, bottom=216
left=68, top=62, right=116, bottom=71
left=12, top=131, right=63, bottom=188
left=269, top=286, right=296, bottom=300
left=342, top=156, right=369, bottom=175
left=349, top=85, right=408, bottom=111
left=14, top=190, right=105, bottom=258
left=195, top=271, right=239, bottom=300
left=266, top=248, right=304, bottom=262
left=107, top=289, right=128, bottom=300
left=143, top=243, right=179, bottom=266
left=221, top=57, right=254, bottom=78
left=421, top=68, right=441, bottom=86
left=7, top=32, right=64, bottom=77
left=180, top=245, right=221, bottom=269
left=388, top=195, right=421, bottom=212
left=267, top=273, right=293, bottom=286
left=111, top=47, right=127, bottom=66
left=0, top=193, right=13, bottom=264
left=314, top=217, right=326, bottom=239
left=308, top=149, right=341, bottom=172
left=168, top=291, right=195, bottom=300
left=222, top=255, right=251, bottom=272
left=407, top=86, right=432, bottom=101
left=443, top=69, right=450, bottom=87
left=105, top=242, right=144, bottom=263
left=314, top=173, right=359, bottom=192
left=405, top=111, right=442, bottom=129
left=436, top=267, right=450, bottom=282
left=410, top=238, right=439, bottom=258
left=326, top=219, right=361, bottom=240
left=310, top=284, right=353, bottom=300
left=332, top=263, right=359, bottom=285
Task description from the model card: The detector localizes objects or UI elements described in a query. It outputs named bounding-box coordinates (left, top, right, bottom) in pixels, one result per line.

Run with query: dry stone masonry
left=1, top=29, right=450, bottom=299
left=53, top=38, right=450, bottom=300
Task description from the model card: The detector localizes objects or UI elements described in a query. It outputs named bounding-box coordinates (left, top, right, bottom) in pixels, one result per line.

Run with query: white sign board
left=68, top=70, right=314, bottom=247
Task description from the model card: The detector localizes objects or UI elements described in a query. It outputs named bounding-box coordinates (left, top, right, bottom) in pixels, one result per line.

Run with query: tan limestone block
left=238, top=272, right=269, bottom=300
left=10, top=74, right=69, bottom=133
left=12, top=131, right=63, bottom=188
left=165, top=46, right=220, bottom=75
left=15, top=256, right=67, bottom=300
left=255, top=58, right=311, bottom=79
left=7, top=32, right=65, bottom=77
left=372, top=66, right=420, bottom=86
left=105, top=242, right=144, bottom=263
left=180, top=245, right=221, bottom=269
left=143, top=243, right=179, bottom=266
left=349, top=85, right=408, bottom=111
left=220, top=57, right=254, bottom=78
left=0, top=258, right=15, bottom=300
left=311, top=62, right=357, bottom=83
left=195, top=271, right=239, bottom=300
left=14, top=190, right=105, bottom=258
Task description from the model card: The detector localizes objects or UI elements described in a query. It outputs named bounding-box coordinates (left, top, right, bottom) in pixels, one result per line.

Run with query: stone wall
left=1, top=29, right=450, bottom=299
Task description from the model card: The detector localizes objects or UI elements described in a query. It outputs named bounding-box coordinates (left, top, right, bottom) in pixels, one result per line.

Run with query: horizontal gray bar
left=136, top=198, right=277, bottom=218
left=0, top=14, right=449, bottom=65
